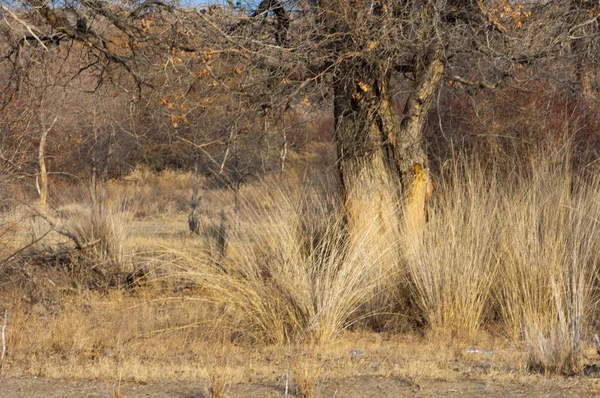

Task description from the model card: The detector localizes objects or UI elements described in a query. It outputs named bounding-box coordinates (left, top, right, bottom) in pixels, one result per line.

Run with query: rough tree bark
left=334, top=55, right=441, bottom=249
left=569, top=0, right=598, bottom=96
left=334, top=66, right=403, bottom=249
left=330, top=1, right=442, bottom=248
left=396, top=50, right=442, bottom=242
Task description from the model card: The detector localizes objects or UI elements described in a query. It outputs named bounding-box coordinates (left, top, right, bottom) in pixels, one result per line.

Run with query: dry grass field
left=3, top=142, right=600, bottom=396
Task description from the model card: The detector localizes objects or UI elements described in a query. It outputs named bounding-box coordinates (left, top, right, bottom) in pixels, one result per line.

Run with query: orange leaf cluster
left=491, top=0, right=530, bottom=29
left=169, top=114, right=188, bottom=128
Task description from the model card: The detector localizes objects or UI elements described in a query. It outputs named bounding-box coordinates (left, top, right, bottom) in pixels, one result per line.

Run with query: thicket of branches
left=0, top=0, right=597, bottom=201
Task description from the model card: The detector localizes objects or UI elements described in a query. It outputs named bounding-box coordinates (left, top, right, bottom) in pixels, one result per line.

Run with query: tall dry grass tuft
left=155, top=140, right=600, bottom=374
left=404, top=143, right=600, bottom=374
left=495, top=147, right=600, bottom=375
left=404, top=156, right=501, bottom=336
left=177, top=183, right=401, bottom=344
left=291, top=349, right=323, bottom=398
left=59, top=200, right=134, bottom=284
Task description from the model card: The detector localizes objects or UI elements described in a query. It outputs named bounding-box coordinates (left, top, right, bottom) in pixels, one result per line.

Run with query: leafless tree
left=1, top=0, right=598, bottom=246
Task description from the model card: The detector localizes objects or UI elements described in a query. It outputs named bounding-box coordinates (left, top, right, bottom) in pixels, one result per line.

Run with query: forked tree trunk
left=334, top=56, right=442, bottom=248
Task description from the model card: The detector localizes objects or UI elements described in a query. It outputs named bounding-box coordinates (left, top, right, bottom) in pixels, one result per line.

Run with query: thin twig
left=0, top=309, right=7, bottom=373
left=0, top=4, right=49, bottom=50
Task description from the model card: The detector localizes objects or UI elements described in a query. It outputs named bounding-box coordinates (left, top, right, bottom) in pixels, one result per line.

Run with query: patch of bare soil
left=2, top=375, right=600, bottom=398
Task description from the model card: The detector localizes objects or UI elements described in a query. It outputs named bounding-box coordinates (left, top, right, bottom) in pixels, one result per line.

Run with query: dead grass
left=403, top=144, right=600, bottom=374
left=291, top=349, right=323, bottom=398
left=405, top=157, right=501, bottom=335
left=175, top=183, right=404, bottom=344
left=1, top=284, right=530, bottom=385
left=2, top=140, right=600, bottom=382
left=496, top=148, right=600, bottom=375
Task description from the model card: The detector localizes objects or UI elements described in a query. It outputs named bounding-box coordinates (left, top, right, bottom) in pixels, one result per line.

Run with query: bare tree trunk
left=573, top=35, right=594, bottom=96
left=232, top=135, right=241, bottom=217
left=189, top=153, right=200, bottom=234
left=38, top=126, right=48, bottom=215
left=571, top=1, right=597, bottom=96
left=334, top=56, right=441, bottom=248
left=334, top=67, right=402, bottom=251
left=575, top=56, right=594, bottom=96
left=90, top=154, right=98, bottom=212
left=90, top=118, right=100, bottom=245
left=38, top=116, right=57, bottom=215
left=395, top=53, right=442, bottom=243
left=99, top=127, right=116, bottom=218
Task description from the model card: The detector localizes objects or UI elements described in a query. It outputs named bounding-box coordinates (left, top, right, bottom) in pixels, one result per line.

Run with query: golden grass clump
left=177, top=184, right=402, bottom=344
left=494, top=149, right=600, bottom=375
left=405, top=156, right=501, bottom=336
left=405, top=144, right=600, bottom=373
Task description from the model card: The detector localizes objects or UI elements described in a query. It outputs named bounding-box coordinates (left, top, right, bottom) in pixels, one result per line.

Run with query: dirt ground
left=3, top=375, right=600, bottom=397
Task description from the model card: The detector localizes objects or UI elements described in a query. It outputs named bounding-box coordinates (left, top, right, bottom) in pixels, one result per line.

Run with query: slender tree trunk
left=100, top=128, right=115, bottom=218
left=38, top=125, right=49, bottom=215
left=192, top=155, right=200, bottom=203
left=189, top=152, right=200, bottom=234
left=571, top=1, right=597, bottom=96
left=573, top=36, right=594, bottom=96
left=38, top=116, right=57, bottom=215
left=90, top=155, right=98, bottom=212
left=575, top=57, right=594, bottom=96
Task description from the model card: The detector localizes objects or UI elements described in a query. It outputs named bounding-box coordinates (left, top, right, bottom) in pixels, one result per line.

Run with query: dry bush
left=28, top=191, right=137, bottom=288
left=291, top=350, right=323, bottom=398
left=64, top=206, right=133, bottom=278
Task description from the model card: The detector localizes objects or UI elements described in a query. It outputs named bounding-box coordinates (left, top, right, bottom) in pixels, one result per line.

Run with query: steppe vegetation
left=2, top=0, right=600, bottom=396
